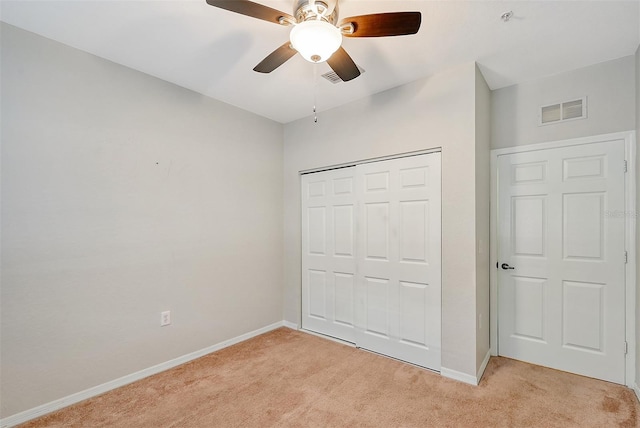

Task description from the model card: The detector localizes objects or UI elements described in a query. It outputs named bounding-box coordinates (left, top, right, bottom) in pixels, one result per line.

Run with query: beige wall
left=492, top=56, right=636, bottom=149
left=283, top=63, right=486, bottom=377
left=474, top=65, right=491, bottom=374
left=1, top=23, right=284, bottom=418
left=636, top=44, right=640, bottom=391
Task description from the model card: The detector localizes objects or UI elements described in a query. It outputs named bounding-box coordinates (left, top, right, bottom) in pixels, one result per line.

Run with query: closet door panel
left=301, top=153, right=441, bottom=372
left=356, top=153, right=441, bottom=370
left=301, top=168, right=357, bottom=341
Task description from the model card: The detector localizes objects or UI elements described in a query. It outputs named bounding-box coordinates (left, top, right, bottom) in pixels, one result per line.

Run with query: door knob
left=501, top=263, right=515, bottom=270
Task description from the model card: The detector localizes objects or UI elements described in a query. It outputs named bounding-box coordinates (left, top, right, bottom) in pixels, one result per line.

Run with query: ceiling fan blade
left=205, top=0, right=295, bottom=25
left=253, top=42, right=297, bottom=73
left=340, top=12, right=421, bottom=37
left=326, top=47, right=360, bottom=82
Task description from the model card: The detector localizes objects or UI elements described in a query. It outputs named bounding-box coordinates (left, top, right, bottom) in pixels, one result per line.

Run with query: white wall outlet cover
left=161, top=311, right=171, bottom=326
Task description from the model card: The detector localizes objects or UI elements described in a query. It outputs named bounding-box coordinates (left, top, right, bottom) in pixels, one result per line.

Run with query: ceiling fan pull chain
left=311, top=62, right=317, bottom=122
left=313, top=63, right=318, bottom=123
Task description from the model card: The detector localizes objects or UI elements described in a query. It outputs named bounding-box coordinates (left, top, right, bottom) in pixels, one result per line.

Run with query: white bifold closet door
left=301, top=166, right=358, bottom=341
left=301, top=153, right=441, bottom=370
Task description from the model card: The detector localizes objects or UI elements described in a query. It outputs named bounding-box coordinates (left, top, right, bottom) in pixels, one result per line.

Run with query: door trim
left=489, top=131, right=637, bottom=387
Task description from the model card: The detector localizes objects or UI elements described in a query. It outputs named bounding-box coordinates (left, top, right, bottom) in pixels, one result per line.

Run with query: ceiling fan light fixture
left=290, top=20, right=342, bottom=63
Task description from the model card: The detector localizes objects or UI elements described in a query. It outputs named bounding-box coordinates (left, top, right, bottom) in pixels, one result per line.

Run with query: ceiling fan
left=205, top=0, right=422, bottom=82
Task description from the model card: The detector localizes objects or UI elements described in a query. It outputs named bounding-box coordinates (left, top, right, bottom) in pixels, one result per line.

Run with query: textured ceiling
left=1, top=0, right=639, bottom=123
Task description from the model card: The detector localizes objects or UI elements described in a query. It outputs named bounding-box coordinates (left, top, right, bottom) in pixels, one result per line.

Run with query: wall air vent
left=321, top=66, right=365, bottom=84
left=539, top=97, right=587, bottom=126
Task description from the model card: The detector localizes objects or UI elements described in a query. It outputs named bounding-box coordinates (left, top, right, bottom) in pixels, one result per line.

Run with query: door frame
left=489, top=131, right=637, bottom=387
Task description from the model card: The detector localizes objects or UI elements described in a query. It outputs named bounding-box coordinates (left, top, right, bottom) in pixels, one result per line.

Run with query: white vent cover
left=539, top=97, right=587, bottom=125
left=321, top=66, right=365, bottom=84
left=541, top=104, right=561, bottom=123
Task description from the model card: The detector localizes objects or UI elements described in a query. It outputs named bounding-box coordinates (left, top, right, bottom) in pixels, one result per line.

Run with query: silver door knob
left=501, top=263, right=515, bottom=270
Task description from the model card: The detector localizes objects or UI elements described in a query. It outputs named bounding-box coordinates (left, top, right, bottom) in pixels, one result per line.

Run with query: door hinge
left=625, top=251, right=628, bottom=264
left=624, top=341, right=628, bottom=355
left=624, top=160, right=628, bottom=172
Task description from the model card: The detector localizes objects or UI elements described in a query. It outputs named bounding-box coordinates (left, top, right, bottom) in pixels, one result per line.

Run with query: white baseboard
left=477, top=350, right=491, bottom=384
left=441, top=350, right=491, bottom=386
left=282, top=320, right=299, bottom=330
left=440, top=366, right=479, bottom=385
left=0, top=321, right=287, bottom=428
left=633, top=382, right=640, bottom=403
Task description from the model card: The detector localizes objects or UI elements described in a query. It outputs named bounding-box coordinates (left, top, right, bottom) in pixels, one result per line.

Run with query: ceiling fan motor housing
left=293, top=0, right=339, bottom=24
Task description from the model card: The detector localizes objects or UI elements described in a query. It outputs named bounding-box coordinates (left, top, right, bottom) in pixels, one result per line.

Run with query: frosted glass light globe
left=290, top=20, right=342, bottom=63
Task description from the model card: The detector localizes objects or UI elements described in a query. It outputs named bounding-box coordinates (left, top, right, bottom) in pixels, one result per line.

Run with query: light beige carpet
left=20, top=328, right=639, bottom=427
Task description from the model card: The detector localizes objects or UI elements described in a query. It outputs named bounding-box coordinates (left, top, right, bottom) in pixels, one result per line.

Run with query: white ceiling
left=1, top=1, right=639, bottom=123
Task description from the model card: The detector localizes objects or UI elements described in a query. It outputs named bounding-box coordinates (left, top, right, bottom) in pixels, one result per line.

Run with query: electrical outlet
left=161, top=310, right=171, bottom=326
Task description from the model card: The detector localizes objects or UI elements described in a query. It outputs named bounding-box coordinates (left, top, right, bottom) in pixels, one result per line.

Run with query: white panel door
left=355, top=153, right=441, bottom=369
left=498, top=140, right=626, bottom=383
left=302, top=167, right=357, bottom=341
